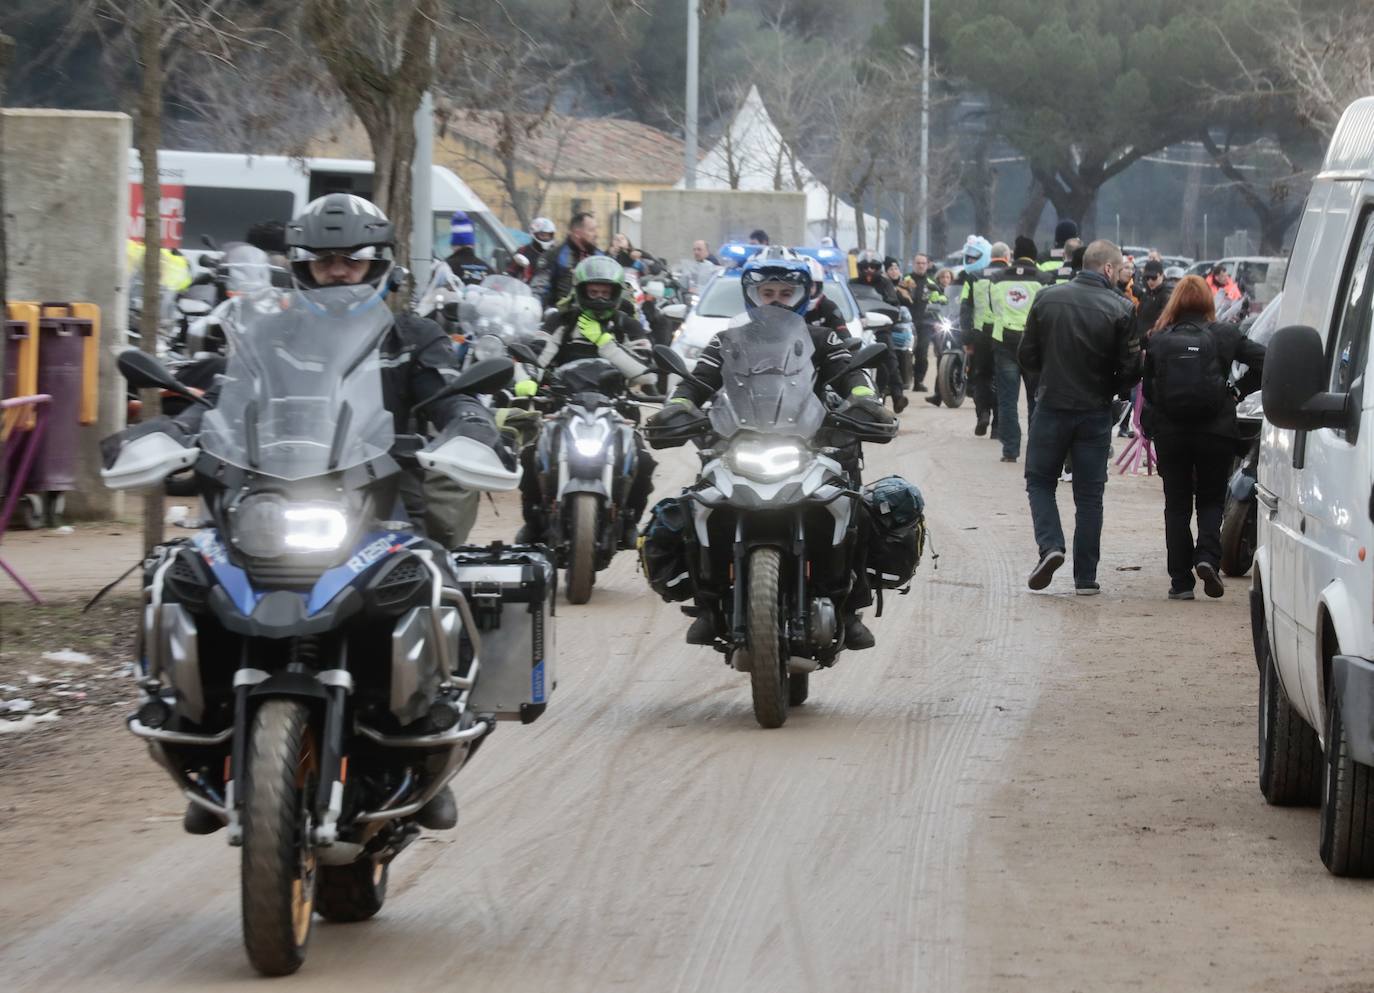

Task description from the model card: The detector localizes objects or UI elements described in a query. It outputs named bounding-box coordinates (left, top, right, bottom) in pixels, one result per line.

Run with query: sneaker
left=1196, top=561, right=1225, bottom=599
left=1075, top=582, right=1101, bottom=596
left=925, top=394, right=943, bottom=407
left=1027, top=549, right=1065, bottom=591
left=843, top=615, right=876, bottom=650
left=1000, top=455, right=1018, bottom=463
left=183, top=801, right=224, bottom=836
left=686, top=611, right=717, bottom=645
left=1168, top=587, right=1195, bottom=600
left=893, top=394, right=909, bottom=414
left=417, top=785, right=458, bottom=830
left=975, top=413, right=990, bottom=436
left=913, top=382, right=928, bottom=392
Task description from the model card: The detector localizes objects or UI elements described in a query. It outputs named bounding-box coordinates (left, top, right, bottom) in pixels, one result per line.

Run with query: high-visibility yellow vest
left=987, top=264, right=1047, bottom=341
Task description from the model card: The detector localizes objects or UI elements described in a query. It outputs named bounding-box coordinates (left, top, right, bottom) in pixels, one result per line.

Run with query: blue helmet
left=740, top=247, right=812, bottom=316
left=961, top=235, right=992, bottom=274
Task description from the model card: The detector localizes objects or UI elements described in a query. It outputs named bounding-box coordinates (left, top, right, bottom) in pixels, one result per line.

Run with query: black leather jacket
left=1018, top=271, right=1141, bottom=411
left=671, top=321, right=866, bottom=407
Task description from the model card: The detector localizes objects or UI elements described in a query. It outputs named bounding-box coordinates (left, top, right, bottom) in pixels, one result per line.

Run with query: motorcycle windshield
left=708, top=308, right=826, bottom=439
left=199, top=284, right=394, bottom=480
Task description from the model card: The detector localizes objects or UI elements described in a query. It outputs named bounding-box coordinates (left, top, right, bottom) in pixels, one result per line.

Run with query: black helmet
left=856, top=249, right=883, bottom=274
left=285, top=193, right=395, bottom=290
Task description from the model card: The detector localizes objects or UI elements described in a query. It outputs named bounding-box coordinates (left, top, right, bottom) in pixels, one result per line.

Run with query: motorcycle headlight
left=727, top=438, right=809, bottom=482
left=231, top=495, right=351, bottom=559
left=567, top=419, right=611, bottom=460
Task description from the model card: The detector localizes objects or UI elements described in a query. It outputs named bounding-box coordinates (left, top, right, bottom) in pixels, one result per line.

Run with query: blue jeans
left=993, top=344, right=1036, bottom=459
left=1024, top=406, right=1113, bottom=584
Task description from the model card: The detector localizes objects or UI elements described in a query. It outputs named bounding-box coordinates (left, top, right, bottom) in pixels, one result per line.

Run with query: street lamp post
left=684, top=0, right=699, bottom=190
left=919, top=0, right=930, bottom=256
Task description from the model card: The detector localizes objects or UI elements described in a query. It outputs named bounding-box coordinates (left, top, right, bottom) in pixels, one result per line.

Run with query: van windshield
left=431, top=211, right=513, bottom=270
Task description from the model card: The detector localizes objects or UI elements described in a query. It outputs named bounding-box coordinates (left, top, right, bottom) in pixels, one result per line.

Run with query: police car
left=669, top=244, right=873, bottom=363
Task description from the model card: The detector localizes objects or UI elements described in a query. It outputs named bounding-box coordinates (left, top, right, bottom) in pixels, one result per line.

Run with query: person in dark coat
left=1141, top=274, right=1266, bottom=601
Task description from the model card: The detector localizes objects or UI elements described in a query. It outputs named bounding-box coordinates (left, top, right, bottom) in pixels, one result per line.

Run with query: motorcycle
left=101, top=283, right=543, bottom=976
left=932, top=316, right=967, bottom=407
left=1220, top=390, right=1263, bottom=577
left=646, top=309, right=896, bottom=728
left=523, top=354, right=644, bottom=604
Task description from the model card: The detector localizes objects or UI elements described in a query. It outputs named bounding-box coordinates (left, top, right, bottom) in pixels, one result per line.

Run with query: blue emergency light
left=718, top=242, right=762, bottom=267
left=793, top=246, right=846, bottom=271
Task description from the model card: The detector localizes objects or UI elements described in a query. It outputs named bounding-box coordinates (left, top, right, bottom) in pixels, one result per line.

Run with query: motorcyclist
left=804, top=255, right=850, bottom=337
left=544, top=211, right=602, bottom=308
left=958, top=235, right=998, bottom=435
left=103, top=193, right=504, bottom=834
left=514, top=256, right=658, bottom=547
left=851, top=249, right=909, bottom=413
left=986, top=236, right=1052, bottom=463
left=648, top=249, right=894, bottom=649
left=1039, top=219, right=1079, bottom=276
left=443, top=210, right=493, bottom=286
left=509, top=216, right=557, bottom=285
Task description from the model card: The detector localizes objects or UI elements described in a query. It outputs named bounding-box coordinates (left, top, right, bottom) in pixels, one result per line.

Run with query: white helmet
left=530, top=216, right=556, bottom=246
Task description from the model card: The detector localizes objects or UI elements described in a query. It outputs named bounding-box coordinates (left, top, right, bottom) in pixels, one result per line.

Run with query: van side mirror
left=1261, top=325, right=1352, bottom=431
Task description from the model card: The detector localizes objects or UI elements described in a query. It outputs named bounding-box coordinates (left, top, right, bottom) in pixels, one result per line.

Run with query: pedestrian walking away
left=989, top=235, right=1051, bottom=462
left=1019, top=240, right=1141, bottom=593
left=1140, top=275, right=1266, bottom=600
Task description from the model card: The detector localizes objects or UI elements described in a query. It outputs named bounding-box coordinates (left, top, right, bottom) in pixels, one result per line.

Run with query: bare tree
left=1198, top=129, right=1311, bottom=253
left=434, top=17, right=582, bottom=229
left=303, top=0, right=439, bottom=267
left=0, top=32, right=12, bottom=312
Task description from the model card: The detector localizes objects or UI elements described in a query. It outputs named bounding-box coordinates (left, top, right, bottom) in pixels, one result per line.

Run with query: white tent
left=678, top=85, right=888, bottom=254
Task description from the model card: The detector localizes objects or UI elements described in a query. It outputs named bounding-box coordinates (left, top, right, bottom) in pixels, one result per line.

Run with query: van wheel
left=1258, top=614, right=1321, bottom=806
left=1319, top=667, right=1374, bottom=876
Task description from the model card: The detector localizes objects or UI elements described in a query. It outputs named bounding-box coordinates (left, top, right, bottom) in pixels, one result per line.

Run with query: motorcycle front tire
left=565, top=493, right=598, bottom=604
left=1220, top=496, right=1256, bottom=577
left=747, top=547, right=789, bottom=729
left=937, top=352, right=967, bottom=408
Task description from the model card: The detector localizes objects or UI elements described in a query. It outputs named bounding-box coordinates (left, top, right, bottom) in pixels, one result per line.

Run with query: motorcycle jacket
left=811, top=294, right=851, bottom=337
left=671, top=321, right=869, bottom=408
left=533, top=306, right=651, bottom=381
left=444, top=246, right=494, bottom=287
left=849, top=272, right=902, bottom=309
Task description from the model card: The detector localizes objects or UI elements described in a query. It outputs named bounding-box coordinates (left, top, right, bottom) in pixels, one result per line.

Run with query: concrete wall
left=4, top=109, right=132, bottom=519
left=641, top=190, right=807, bottom=266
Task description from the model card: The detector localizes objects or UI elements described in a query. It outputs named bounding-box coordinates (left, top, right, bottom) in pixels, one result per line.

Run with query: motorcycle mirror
left=116, top=348, right=212, bottom=406
left=389, top=266, right=411, bottom=292
left=862, top=311, right=894, bottom=330
left=659, top=303, right=687, bottom=321
left=652, top=344, right=710, bottom=393
left=824, top=341, right=889, bottom=387
left=413, top=358, right=514, bottom=414
left=513, top=253, right=530, bottom=269
left=200, top=234, right=219, bottom=251
left=508, top=341, right=541, bottom=366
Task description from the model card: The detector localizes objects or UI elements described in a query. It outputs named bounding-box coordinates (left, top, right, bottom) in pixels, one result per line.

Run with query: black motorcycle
left=647, top=310, right=896, bottom=727
left=524, top=356, right=645, bottom=604
left=102, top=284, right=545, bottom=976
left=1220, top=391, right=1263, bottom=576
left=932, top=315, right=967, bottom=407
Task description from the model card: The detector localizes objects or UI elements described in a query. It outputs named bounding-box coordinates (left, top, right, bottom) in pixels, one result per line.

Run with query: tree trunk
left=138, top=0, right=165, bottom=552
left=1017, top=175, right=1048, bottom=241
left=0, top=33, right=12, bottom=309
left=852, top=190, right=867, bottom=250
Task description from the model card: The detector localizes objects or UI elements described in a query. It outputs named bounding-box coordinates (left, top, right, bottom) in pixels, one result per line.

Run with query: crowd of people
left=427, top=205, right=1268, bottom=604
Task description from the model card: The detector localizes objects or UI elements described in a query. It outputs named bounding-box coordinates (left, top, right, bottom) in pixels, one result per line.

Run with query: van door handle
left=1256, top=485, right=1278, bottom=518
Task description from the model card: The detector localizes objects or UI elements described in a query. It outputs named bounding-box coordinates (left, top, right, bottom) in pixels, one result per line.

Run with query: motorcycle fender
left=1229, top=468, right=1256, bottom=503
left=248, top=671, right=330, bottom=703
left=560, top=479, right=608, bottom=498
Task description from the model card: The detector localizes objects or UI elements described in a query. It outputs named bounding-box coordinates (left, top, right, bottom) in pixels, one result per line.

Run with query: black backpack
left=1151, top=321, right=1228, bottom=421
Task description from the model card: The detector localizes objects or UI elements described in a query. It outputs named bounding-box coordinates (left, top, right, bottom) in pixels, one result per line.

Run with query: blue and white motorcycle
left=102, top=283, right=541, bottom=976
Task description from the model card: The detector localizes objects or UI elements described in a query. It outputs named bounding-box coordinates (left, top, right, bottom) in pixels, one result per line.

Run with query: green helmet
left=573, top=256, right=624, bottom=316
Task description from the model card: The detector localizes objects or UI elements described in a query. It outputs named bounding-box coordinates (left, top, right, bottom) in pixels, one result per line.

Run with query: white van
left=1254, top=95, right=1374, bottom=876
left=127, top=150, right=518, bottom=268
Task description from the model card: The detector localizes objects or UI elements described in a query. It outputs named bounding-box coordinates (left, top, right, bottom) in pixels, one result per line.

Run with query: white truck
left=1254, top=95, right=1374, bottom=876
left=127, top=149, right=518, bottom=269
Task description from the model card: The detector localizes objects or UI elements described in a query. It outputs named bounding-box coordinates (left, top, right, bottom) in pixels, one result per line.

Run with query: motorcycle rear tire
left=315, top=858, right=388, bottom=923
left=241, top=699, right=318, bottom=976
left=565, top=493, right=598, bottom=605
left=747, top=547, right=789, bottom=729
left=937, top=352, right=967, bottom=408
left=1220, top=497, right=1256, bottom=577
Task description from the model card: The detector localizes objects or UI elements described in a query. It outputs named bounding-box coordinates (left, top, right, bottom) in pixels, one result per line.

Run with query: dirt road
left=2, top=403, right=1370, bottom=992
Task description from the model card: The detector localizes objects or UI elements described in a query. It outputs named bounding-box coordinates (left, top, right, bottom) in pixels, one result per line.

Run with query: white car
left=669, top=272, right=874, bottom=364
left=1253, top=95, right=1374, bottom=876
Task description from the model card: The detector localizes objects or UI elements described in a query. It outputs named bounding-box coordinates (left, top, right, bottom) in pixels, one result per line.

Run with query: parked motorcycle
left=1220, top=390, right=1263, bottom=576
left=101, top=283, right=548, bottom=976
left=646, top=310, right=897, bottom=728
left=524, top=354, right=644, bottom=604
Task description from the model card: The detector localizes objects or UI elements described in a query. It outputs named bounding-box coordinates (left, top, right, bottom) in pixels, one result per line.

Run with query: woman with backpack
left=1141, top=275, right=1266, bottom=601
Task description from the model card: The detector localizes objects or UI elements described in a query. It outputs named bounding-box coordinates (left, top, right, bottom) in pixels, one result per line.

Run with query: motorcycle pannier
left=450, top=545, right=556, bottom=724
left=862, top=476, right=927, bottom=589
left=640, top=496, right=695, bottom=602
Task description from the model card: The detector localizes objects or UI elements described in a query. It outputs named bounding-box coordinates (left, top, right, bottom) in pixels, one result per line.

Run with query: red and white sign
left=128, top=183, right=186, bottom=247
